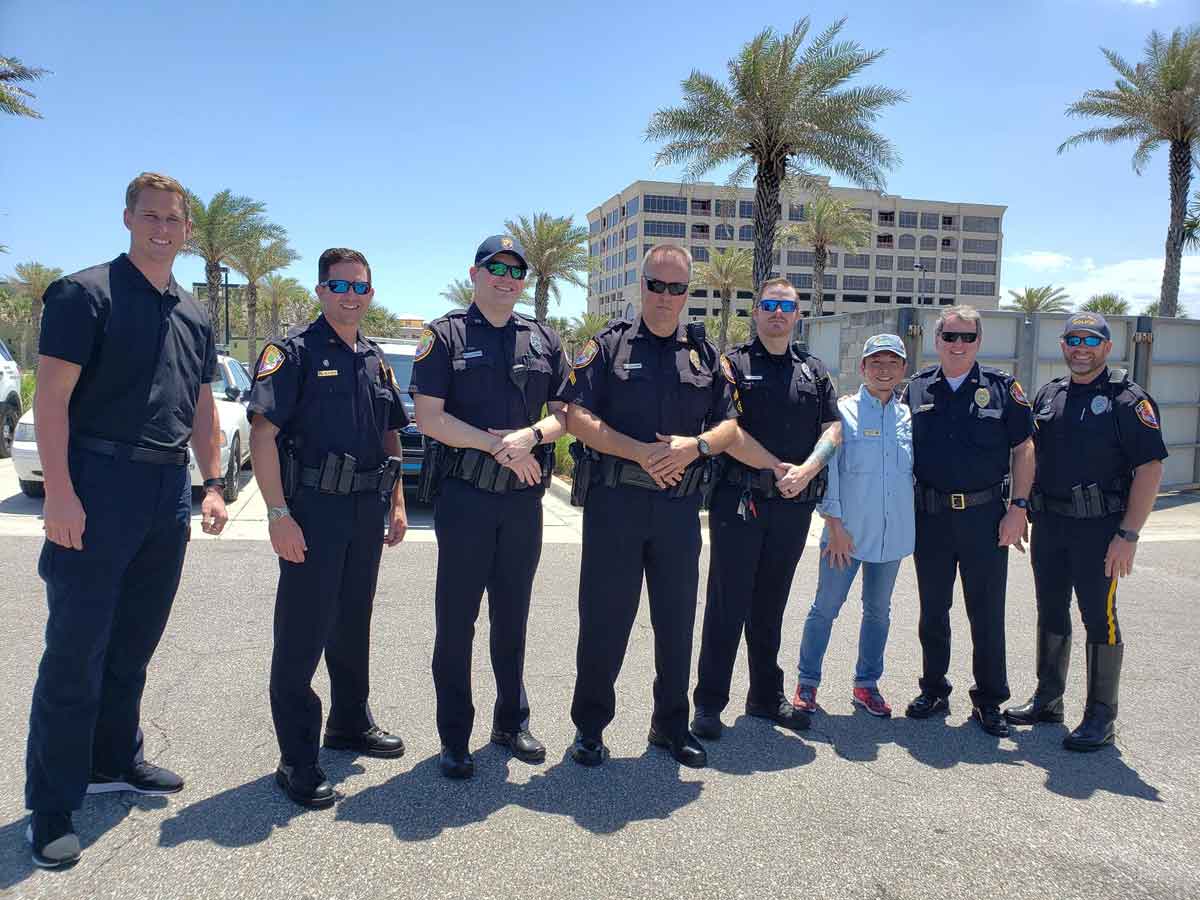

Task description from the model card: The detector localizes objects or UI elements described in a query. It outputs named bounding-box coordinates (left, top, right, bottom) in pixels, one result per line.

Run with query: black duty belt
left=916, top=481, right=1006, bottom=513
left=597, top=454, right=708, bottom=498
left=443, top=446, right=549, bottom=494
left=299, top=464, right=389, bottom=494
left=1031, top=484, right=1127, bottom=519
left=722, top=460, right=826, bottom=503
left=72, top=436, right=188, bottom=466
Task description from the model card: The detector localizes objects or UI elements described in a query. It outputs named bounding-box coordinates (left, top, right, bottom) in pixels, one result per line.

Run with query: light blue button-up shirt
left=818, top=385, right=915, bottom=563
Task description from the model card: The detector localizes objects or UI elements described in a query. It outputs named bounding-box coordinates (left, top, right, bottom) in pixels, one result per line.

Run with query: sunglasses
left=645, top=278, right=689, bottom=296
left=758, top=299, right=798, bottom=313
left=1064, top=334, right=1105, bottom=347
left=482, top=261, right=527, bottom=280
left=321, top=279, right=370, bottom=295
left=939, top=331, right=978, bottom=344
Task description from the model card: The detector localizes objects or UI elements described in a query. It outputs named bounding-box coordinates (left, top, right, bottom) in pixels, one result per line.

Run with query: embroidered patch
left=317, top=369, right=339, bottom=378
left=414, top=329, right=436, bottom=362
left=1010, top=380, right=1031, bottom=407
left=720, top=355, right=736, bottom=384
left=974, top=387, right=990, bottom=408
left=573, top=339, right=599, bottom=369
left=256, top=344, right=286, bottom=379
left=1135, top=398, right=1160, bottom=429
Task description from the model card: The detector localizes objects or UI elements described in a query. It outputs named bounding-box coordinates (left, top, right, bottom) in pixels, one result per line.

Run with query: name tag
left=622, top=363, right=642, bottom=370
left=317, top=369, right=339, bottom=377
left=863, top=428, right=881, bottom=437
left=977, top=408, right=1002, bottom=419
left=917, top=403, right=934, bottom=412
left=462, top=350, right=483, bottom=359
left=745, top=374, right=763, bottom=381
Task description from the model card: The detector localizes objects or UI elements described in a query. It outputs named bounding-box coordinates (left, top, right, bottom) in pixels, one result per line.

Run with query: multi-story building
left=587, top=178, right=1005, bottom=323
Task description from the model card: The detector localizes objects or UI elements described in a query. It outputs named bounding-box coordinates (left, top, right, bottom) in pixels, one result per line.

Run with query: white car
left=0, top=336, right=22, bottom=460
left=12, top=355, right=253, bottom=502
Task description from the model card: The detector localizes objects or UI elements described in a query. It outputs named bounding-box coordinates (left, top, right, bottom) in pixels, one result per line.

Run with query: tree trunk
left=718, top=289, right=730, bottom=354
left=26, top=294, right=43, bottom=368
left=752, top=157, right=785, bottom=293
left=812, top=247, right=827, bottom=318
left=534, top=278, right=550, bottom=322
left=1159, top=139, right=1192, bottom=319
left=269, top=300, right=280, bottom=341
left=205, top=260, right=223, bottom=339
left=246, top=282, right=258, bottom=368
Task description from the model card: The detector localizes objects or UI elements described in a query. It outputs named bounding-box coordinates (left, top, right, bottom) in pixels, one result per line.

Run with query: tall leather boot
left=1063, top=643, right=1122, bottom=752
left=1005, top=631, right=1071, bottom=725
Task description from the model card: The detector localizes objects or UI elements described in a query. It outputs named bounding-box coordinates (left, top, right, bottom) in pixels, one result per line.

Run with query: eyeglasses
left=321, top=279, right=370, bottom=295
left=758, top=299, right=798, bottom=313
left=645, top=278, right=688, bottom=296
left=939, top=331, right=978, bottom=344
left=482, top=261, right=527, bottom=280
left=1064, top=334, right=1104, bottom=347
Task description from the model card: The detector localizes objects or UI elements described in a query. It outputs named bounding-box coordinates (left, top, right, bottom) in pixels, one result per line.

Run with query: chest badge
left=689, top=349, right=701, bottom=371
left=530, top=333, right=542, bottom=355
left=974, top=387, right=990, bottom=408
left=1091, top=395, right=1110, bottom=415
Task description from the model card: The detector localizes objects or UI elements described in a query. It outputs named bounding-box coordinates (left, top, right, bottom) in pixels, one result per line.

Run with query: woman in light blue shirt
left=793, top=334, right=915, bottom=717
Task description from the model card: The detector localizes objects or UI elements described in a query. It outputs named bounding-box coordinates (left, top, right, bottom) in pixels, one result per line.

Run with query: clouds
left=1008, top=251, right=1075, bottom=271
left=1002, top=254, right=1200, bottom=314
left=1118, top=0, right=1158, bottom=7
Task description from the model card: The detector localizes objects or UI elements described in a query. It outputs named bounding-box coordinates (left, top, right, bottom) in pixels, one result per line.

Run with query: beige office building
left=587, top=178, right=1005, bottom=323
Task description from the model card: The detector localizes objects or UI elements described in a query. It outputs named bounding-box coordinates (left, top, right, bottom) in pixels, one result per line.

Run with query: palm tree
left=0, top=57, right=49, bottom=119
left=704, top=314, right=750, bottom=348
left=1059, top=27, right=1200, bottom=318
left=777, top=193, right=873, bottom=317
left=227, top=239, right=299, bottom=365
left=1142, top=300, right=1192, bottom=318
left=1184, top=189, right=1200, bottom=253
left=647, top=18, right=904, bottom=293
left=440, top=278, right=474, bottom=308
left=544, top=315, right=574, bottom=350
left=570, top=312, right=610, bottom=348
left=503, top=213, right=591, bottom=322
left=184, top=190, right=285, bottom=326
left=694, top=248, right=753, bottom=352
left=10, top=261, right=62, bottom=366
left=1081, top=293, right=1130, bottom=315
left=260, top=274, right=309, bottom=341
left=1004, top=285, right=1071, bottom=313
left=281, top=286, right=319, bottom=328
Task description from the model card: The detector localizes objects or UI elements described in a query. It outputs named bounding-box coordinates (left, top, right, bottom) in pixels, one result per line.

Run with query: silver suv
left=0, top=337, right=22, bottom=459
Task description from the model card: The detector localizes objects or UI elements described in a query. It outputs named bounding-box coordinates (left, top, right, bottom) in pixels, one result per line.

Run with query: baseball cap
left=1062, top=311, right=1110, bottom=340
left=475, top=235, right=528, bottom=269
left=862, top=333, right=906, bottom=360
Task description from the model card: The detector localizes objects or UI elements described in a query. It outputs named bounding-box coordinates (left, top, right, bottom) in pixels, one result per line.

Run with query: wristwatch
left=696, top=437, right=713, bottom=458
left=1116, top=527, right=1139, bottom=543
left=531, top=425, right=544, bottom=445
left=267, top=505, right=291, bottom=524
left=1010, top=498, right=1029, bottom=510
left=203, top=477, right=226, bottom=491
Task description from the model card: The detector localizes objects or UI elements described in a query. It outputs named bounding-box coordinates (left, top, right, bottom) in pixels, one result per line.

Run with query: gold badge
left=500, top=237, right=513, bottom=249
left=974, top=387, right=990, bottom=408
left=256, top=344, right=286, bottom=379
left=689, top=349, right=701, bottom=371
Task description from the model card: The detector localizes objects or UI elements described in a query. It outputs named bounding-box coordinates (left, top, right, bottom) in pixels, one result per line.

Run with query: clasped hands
left=487, top=427, right=542, bottom=486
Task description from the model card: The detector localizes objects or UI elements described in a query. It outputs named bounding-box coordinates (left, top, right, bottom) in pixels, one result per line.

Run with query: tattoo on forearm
left=804, top=435, right=837, bottom=470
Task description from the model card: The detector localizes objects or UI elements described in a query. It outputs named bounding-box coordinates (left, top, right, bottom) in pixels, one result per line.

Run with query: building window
left=898, top=255, right=915, bottom=271
left=644, top=194, right=688, bottom=214
left=736, top=290, right=754, bottom=299
left=715, top=199, right=735, bottom=218
left=625, top=270, right=637, bottom=286
left=626, top=223, right=637, bottom=240
left=898, top=234, right=916, bottom=250
left=962, top=216, right=1000, bottom=234
left=823, top=274, right=837, bottom=290
left=939, top=278, right=956, bottom=293
left=626, top=246, right=637, bottom=263
left=920, top=235, right=937, bottom=251
left=939, top=297, right=955, bottom=305
left=920, top=212, right=939, bottom=230
left=941, top=237, right=956, bottom=251
left=736, top=309, right=749, bottom=317
left=939, top=257, right=957, bottom=273
left=920, top=256, right=935, bottom=270
left=788, top=250, right=814, bottom=267
left=691, top=223, right=710, bottom=239
left=897, top=277, right=914, bottom=291
left=626, top=196, right=640, bottom=217
left=687, top=307, right=706, bottom=317
left=772, top=250, right=781, bottom=265
left=826, top=251, right=839, bottom=268
left=589, top=220, right=601, bottom=235
left=896, top=295, right=912, bottom=304
left=692, top=246, right=710, bottom=262
left=960, top=280, right=996, bottom=295
left=715, top=224, right=734, bottom=240
left=590, top=243, right=599, bottom=257
left=843, top=294, right=868, bottom=303
left=961, top=259, right=997, bottom=275
left=788, top=273, right=813, bottom=289
left=875, top=276, right=892, bottom=291
left=788, top=202, right=805, bottom=221
left=739, top=200, right=755, bottom=218
left=691, top=199, right=711, bottom=216
left=874, top=295, right=891, bottom=304
left=739, top=224, right=754, bottom=241
left=877, top=233, right=894, bottom=248
left=917, top=278, right=936, bottom=293
left=878, top=211, right=895, bottom=226
left=875, top=254, right=893, bottom=270
left=899, top=211, right=918, bottom=228
left=690, top=288, right=709, bottom=298
left=941, top=214, right=954, bottom=229
left=844, top=253, right=869, bottom=269
left=644, top=220, right=686, bottom=238
left=643, top=243, right=654, bottom=254
left=962, top=239, right=998, bottom=254
left=844, top=275, right=869, bottom=291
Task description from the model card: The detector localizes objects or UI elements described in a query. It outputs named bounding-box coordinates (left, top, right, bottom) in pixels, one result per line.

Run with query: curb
left=548, top=474, right=573, bottom=505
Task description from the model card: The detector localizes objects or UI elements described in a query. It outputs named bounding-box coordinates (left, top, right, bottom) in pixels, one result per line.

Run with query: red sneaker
left=793, top=684, right=818, bottom=714
left=852, top=687, right=892, bottom=717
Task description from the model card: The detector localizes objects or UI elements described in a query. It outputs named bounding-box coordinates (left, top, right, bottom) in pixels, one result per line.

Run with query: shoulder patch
left=1135, top=398, right=1160, bottom=430
left=1010, top=380, right=1030, bottom=407
left=414, top=329, right=436, bottom=362
left=720, top=355, right=736, bottom=384
left=256, top=344, right=286, bottom=379
left=573, top=339, right=599, bottom=369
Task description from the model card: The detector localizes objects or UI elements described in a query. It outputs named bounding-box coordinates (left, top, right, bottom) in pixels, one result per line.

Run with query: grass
left=20, top=372, right=34, bottom=411
left=553, top=434, right=574, bottom=479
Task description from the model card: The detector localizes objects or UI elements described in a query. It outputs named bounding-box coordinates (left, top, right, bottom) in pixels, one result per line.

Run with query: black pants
left=913, top=500, right=1010, bottom=706
left=1031, top=511, right=1122, bottom=645
left=571, top=484, right=703, bottom=743
left=26, top=447, right=190, bottom=812
left=432, top=477, right=543, bottom=753
left=694, top=484, right=814, bottom=714
left=270, top=487, right=386, bottom=766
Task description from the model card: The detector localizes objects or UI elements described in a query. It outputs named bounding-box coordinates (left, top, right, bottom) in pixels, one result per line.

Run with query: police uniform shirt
left=1032, top=368, right=1168, bottom=498
left=408, top=305, right=567, bottom=430
left=560, top=317, right=729, bottom=441
left=247, top=315, right=408, bottom=470
left=719, top=338, right=839, bottom=462
left=38, top=253, right=217, bottom=452
left=902, top=362, right=1034, bottom=492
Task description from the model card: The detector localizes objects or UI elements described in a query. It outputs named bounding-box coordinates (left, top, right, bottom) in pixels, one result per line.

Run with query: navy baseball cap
left=475, top=235, right=528, bottom=268
left=1062, top=311, right=1110, bottom=340
left=862, top=333, right=906, bottom=360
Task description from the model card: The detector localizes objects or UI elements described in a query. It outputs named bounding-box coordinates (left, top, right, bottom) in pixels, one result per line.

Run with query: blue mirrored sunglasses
left=1064, top=334, right=1104, bottom=347
left=758, top=298, right=798, bottom=313
left=321, top=279, right=371, bottom=295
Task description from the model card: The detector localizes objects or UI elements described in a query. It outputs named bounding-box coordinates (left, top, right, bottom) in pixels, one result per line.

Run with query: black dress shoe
left=490, top=728, right=546, bottom=763
left=690, top=710, right=723, bottom=740
left=570, top=733, right=609, bottom=767
left=439, top=746, right=475, bottom=779
left=905, top=693, right=951, bottom=719
left=275, top=763, right=336, bottom=809
left=746, top=698, right=811, bottom=732
left=971, top=704, right=1011, bottom=737
left=27, top=812, right=81, bottom=869
left=647, top=727, right=708, bottom=768
left=323, top=725, right=405, bottom=758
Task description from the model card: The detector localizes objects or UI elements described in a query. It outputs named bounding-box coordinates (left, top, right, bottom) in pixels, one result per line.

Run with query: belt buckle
left=950, top=492, right=966, bottom=511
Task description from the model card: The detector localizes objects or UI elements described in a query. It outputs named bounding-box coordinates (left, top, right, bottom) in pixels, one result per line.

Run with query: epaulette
left=514, top=310, right=538, bottom=322
left=284, top=322, right=309, bottom=340
left=915, top=364, right=939, bottom=377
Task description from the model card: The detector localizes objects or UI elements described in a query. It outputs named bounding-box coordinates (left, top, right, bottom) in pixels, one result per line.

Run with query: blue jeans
left=797, top=555, right=901, bottom=690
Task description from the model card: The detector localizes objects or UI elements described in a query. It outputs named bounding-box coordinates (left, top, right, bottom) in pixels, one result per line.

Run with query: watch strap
left=1117, top=527, right=1139, bottom=542
left=203, top=477, right=226, bottom=490
left=531, top=426, right=544, bottom=444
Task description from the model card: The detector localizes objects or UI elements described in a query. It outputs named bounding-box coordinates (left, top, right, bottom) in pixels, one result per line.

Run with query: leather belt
left=1031, top=485, right=1126, bottom=519
left=443, top=447, right=549, bottom=494
left=722, top=460, right=826, bottom=503
left=597, top=454, right=707, bottom=498
left=299, top=464, right=388, bottom=494
left=916, top=481, right=1006, bottom=512
left=72, top=435, right=188, bottom=466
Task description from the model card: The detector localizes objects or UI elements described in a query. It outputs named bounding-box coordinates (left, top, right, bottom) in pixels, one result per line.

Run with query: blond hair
left=757, top=276, right=797, bottom=305
left=642, top=243, right=693, bottom=274
left=125, top=172, right=190, bottom=223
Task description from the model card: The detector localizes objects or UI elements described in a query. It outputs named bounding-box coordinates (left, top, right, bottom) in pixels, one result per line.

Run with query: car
left=11, top=354, right=253, bottom=503
left=371, top=337, right=424, bottom=488
left=0, top=336, right=23, bottom=460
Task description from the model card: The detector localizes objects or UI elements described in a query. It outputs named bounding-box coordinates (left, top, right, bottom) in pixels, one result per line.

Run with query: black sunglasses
left=1064, top=334, right=1105, bottom=347
left=940, top=331, right=978, bottom=344
left=759, top=299, right=798, bottom=313
left=321, top=279, right=370, bottom=295
left=645, top=278, right=688, bottom=296
left=482, top=261, right=527, bottom=280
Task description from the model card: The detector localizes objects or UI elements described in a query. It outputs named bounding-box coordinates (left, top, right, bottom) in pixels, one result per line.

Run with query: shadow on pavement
left=701, top=715, right=817, bottom=775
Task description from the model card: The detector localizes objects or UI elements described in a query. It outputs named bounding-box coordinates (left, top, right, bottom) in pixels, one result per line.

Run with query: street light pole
left=220, top=266, right=230, bottom=347
left=913, top=261, right=929, bottom=307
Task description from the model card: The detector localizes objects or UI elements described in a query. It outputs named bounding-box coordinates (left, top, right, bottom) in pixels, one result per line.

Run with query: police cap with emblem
left=475, top=234, right=529, bottom=269
left=1062, top=311, right=1110, bottom=341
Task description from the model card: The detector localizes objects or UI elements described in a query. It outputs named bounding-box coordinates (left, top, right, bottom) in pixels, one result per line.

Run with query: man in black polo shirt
left=25, top=172, right=227, bottom=869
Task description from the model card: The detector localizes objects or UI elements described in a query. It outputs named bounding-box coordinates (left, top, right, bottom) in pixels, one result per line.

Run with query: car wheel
left=223, top=436, right=241, bottom=503
left=0, top=405, right=16, bottom=459
left=19, top=479, right=44, bottom=498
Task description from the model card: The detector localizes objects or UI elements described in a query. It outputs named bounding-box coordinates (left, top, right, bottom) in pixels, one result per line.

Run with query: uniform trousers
left=1030, top=511, right=1122, bottom=645
left=27, top=447, right=190, bottom=812
left=572, top=484, right=703, bottom=743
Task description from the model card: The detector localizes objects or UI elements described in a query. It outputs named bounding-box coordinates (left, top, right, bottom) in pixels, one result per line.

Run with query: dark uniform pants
left=432, top=478, right=542, bottom=753
left=26, top=448, right=190, bottom=812
left=913, top=500, right=1010, bottom=706
left=270, top=487, right=386, bottom=766
left=695, top=484, right=814, bottom=714
left=572, top=484, right=703, bottom=743
left=1031, top=511, right=1122, bottom=645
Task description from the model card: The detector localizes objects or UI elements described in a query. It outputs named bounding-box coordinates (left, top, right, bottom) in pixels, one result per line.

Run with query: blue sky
left=2, top=0, right=1195, bottom=320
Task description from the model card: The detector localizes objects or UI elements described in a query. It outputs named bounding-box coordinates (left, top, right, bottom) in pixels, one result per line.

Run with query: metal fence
left=801, top=308, right=1200, bottom=492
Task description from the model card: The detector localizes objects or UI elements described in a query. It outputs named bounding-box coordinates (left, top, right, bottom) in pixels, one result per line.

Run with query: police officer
left=690, top=277, right=841, bottom=740
left=1005, top=312, right=1166, bottom=751
left=248, top=247, right=408, bottom=808
left=409, top=235, right=568, bottom=779
left=902, top=305, right=1035, bottom=736
left=563, top=243, right=736, bottom=769
left=25, top=173, right=228, bottom=868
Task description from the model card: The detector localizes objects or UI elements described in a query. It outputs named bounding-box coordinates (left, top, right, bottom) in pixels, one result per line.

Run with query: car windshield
left=211, top=363, right=229, bottom=396
left=384, top=354, right=415, bottom=415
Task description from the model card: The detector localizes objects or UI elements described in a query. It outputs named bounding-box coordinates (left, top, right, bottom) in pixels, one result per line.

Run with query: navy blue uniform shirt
left=902, top=362, right=1034, bottom=492
left=38, top=253, right=217, bottom=452
left=247, top=315, right=408, bottom=471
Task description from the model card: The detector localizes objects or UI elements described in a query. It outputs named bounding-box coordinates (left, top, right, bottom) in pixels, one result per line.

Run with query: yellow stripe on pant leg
left=1105, top=577, right=1118, bottom=645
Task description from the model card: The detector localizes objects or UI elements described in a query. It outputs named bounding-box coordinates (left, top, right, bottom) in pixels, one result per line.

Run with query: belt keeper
left=336, top=454, right=356, bottom=494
